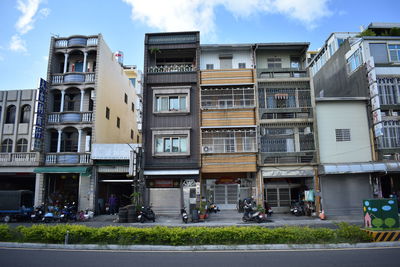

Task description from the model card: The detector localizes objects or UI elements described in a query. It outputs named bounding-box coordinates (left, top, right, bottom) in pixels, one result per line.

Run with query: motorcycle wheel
left=256, top=217, right=262, bottom=223
left=183, top=218, right=188, bottom=223
left=140, top=216, right=145, bottom=223
left=242, top=217, right=248, bottom=222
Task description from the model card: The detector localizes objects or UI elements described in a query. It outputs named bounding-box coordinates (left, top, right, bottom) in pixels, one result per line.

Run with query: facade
left=33, top=34, right=140, bottom=211
left=255, top=43, right=317, bottom=213
left=200, top=44, right=257, bottom=210
left=0, top=89, right=40, bottom=198
left=309, top=23, right=400, bottom=215
left=142, top=32, right=201, bottom=215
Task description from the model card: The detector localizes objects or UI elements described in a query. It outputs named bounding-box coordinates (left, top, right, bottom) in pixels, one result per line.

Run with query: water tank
left=114, top=51, right=124, bottom=65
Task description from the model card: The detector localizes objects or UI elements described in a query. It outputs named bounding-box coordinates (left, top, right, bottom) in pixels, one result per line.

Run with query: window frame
left=152, top=129, right=190, bottom=157
left=152, top=86, right=190, bottom=114
left=388, top=44, right=400, bottom=62
left=16, top=138, right=28, bottom=152
left=1, top=139, right=13, bottom=153
left=20, top=105, right=31, bottom=123
left=117, top=117, right=120, bottom=128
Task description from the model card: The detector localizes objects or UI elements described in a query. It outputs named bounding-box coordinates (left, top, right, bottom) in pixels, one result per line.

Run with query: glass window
left=206, top=64, right=214, bottom=70
left=155, top=136, right=188, bottom=154
left=267, top=58, right=282, bottom=69
left=129, top=78, right=136, bottom=87
left=16, top=138, right=28, bottom=152
left=1, top=139, right=13, bottom=153
left=6, top=105, right=16, bottom=123
left=347, top=48, right=363, bottom=73
left=388, top=44, right=400, bottom=62
left=105, top=107, right=110, bottom=119
left=155, top=95, right=187, bottom=112
left=238, top=63, right=246, bottom=68
left=20, top=105, right=31, bottom=123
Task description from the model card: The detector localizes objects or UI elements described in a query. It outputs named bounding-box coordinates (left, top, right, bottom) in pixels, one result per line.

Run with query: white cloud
left=9, top=35, right=27, bottom=52
left=122, top=0, right=332, bottom=38
left=39, top=7, right=50, bottom=18
left=15, top=0, right=43, bottom=35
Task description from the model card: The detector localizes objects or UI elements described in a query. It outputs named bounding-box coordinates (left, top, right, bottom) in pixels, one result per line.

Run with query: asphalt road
left=0, top=247, right=398, bottom=267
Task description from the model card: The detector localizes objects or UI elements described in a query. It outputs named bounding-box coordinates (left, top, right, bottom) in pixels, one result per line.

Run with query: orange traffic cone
left=319, top=210, right=326, bottom=220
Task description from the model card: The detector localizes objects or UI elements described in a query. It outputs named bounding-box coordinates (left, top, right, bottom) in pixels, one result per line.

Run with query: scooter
left=60, top=203, right=77, bottom=223
left=290, top=201, right=304, bottom=216
left=181, top=207, right=188, bottom=223
left=207, top=203, right=220, bottom=213
left=137, top=206, right=155, bottom=223
left=242, top=204, right=266, bottom=223
left=30, top=204, right=45, bottom=223
left=44, top=205, right=60, bottom=223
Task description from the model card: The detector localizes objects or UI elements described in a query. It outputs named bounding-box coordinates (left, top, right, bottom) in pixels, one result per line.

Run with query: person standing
left=108, top=194, right=118, bottom=215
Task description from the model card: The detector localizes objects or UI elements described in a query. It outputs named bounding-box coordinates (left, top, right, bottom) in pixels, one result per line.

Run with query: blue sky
left=0, top=0, right=399, bottom=90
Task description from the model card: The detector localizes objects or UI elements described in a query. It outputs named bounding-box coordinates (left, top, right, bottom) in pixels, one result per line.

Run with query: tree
left=149, top=47, right=161, bottom=63
left=357, top=29, right=376, bottom=37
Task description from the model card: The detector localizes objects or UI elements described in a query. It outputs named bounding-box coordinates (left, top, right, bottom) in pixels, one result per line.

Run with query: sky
left=0, top=0, right=399, bottom=90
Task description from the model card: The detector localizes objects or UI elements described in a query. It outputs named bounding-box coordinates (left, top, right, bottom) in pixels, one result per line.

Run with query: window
left=117, top=117, right=120, bottom=128
left=152, top=129, right=190, bottom=156
left=16, top=138, right=28, bottom=152
left=20, top=105, right=31, bottom=123
left=290, top=57, right=300, bottom=69
left=129, top=78, right=136, bottom=87
left=6, top=105, right=16, bottom=123
left=377, top=77, right=400, bottom=105
left=337, top=38, right=345, bottom=47
left=105, top=107, right=110, bottom=119
left=335, top=129, right=351, bottom=142
left=346, top=48, right=363, bottom=73
left=1, top=139, right=13, bottom=153
left=267, top=58, right=282, bottom=69
left=388, top=44, right=400, bottom=62
left=238, top=63, right=246, bottom=69
left=201, top=87, right=255, bottom=109
left=124, top=93, right=128, bottom=104
left=137, top=136, right=140, bottom=143
left=153, top=87, right=190, bottom=114
left=206, top=64, right=214, bottom=70
left=131, top=130, right=134, bottom=139
left=131, top=102, right=135, bottom=112
left=156, top=95, right=187, bottom=112
left=379, top=121, right=400, bottom=149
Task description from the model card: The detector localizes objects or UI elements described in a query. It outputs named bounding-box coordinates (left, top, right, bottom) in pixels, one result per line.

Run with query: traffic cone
left=319, top=210, right=326, bottom=220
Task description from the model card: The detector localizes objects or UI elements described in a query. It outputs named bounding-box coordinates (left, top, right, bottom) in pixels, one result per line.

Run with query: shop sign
left=195, top=182, right=200, bottom=196
left=31, top=78, right=47, bottom=151
left=215, top=178, right=239, bottom=184
left=366, top=57, right=383, bottom=137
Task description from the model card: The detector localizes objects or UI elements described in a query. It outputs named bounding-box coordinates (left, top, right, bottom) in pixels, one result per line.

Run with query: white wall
left=316, top=101, right=372, bottom=163
left=200, top=49, right=252, bottom=70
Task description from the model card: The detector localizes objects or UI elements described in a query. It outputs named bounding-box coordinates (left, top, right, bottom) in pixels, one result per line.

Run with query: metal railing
left=148, top=64, right=195, bottom=73
left=47, top=112, right=93, bottom=123
left=51, top=73, right=95, bottom=84
left=55, top=38, right=98, bottom=48
left=45, top=153, right=91, bottom=165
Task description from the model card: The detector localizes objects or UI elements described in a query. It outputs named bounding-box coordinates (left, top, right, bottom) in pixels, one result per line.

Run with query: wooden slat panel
left=203, top=154, right=256, bottom=164
left=202, top=71, right=253, bottom=78
left=202, top=110, right=254, bottom=119
left=202, top=118, right=255, bottom=126
left=201, top=78, right=254, bottom=85
left=202, top=164, right=256, bottom=173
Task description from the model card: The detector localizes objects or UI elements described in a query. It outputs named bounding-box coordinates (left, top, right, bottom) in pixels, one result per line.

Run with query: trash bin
left=363, top=198, right=399, bottom=229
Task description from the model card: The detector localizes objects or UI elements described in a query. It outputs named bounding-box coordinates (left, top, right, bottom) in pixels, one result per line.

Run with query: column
left=34, top=173, right=45, bottom=207
left=57, top=130, right=62, bottom=153
left=77, top=129, right=82, bottom=153
left=63, top=53, right=69, bottom=73
left=80, top=90, right=85, bottom=112
left=60, top=90, right=65, bottom=112
left=83, top=52, right=88, bottom=73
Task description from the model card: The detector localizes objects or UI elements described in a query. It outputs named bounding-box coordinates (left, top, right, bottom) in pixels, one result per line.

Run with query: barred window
left=335, top=129, right=351, bottom=142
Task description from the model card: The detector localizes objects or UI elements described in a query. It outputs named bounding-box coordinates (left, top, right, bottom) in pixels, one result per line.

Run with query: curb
left=1, top=241, right=399, bottom=251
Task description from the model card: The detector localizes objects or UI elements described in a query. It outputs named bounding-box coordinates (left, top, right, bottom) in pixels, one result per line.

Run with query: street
left=0, top=247, right=398, bottom=267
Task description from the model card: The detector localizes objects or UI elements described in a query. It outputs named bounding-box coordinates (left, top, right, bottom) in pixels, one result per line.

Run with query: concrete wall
left=200, top=49, right=253, bottom=70
left=94, top=37, right=138, bottom=144
left=320, top=174, right=372, bottom=216
left=316, top=101, right=372, bottom=163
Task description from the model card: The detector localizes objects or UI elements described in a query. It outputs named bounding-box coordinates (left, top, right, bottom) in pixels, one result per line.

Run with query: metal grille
left=377, top=77, right=400, bottom=105
left=202, top=129, right=257, bottom=153
left=201, top=87, right=255, bottom=109
left=335, top=129, right=351, bottom=142
left=378, top=121, right=400, bottom=149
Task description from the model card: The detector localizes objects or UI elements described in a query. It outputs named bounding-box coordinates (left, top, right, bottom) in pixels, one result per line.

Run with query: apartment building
left=199, top=44, right=257, bottom=209
left=142, top=32, right=201, bottom=215
left=33, top=34, right=139, bottom=211
left=255, top=43, right=318, bottom=213
left=309, top=23, right=400, bottom=216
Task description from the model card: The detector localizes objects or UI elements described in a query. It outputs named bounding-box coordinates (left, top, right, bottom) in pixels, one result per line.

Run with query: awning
left=262, top=167, right=315, bottom=178
left=319, top=162, right=400, bottom=175
left=144, top=169, right=199, bottom=176
left=34, top=167, right=92, bottom=176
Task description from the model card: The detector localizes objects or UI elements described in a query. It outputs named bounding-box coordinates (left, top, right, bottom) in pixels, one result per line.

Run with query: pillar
left=60, top=90, right=65, bottom=112
left=63, top=53, right=69, bottom=73
left=83, top=52, right=88, bottom=73
left=77, top=129, right=82, bottom=153
left=34, top=173, right=45, bottom=207
left=57, top=130, right=62, bottom=153
left=80, top=90, right=85, bottom=112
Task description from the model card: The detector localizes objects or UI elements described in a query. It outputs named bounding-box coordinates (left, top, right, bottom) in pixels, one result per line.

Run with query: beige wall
left=94, top=37, right=138, bottom=144
left=316, top=101, right=372, bottom=163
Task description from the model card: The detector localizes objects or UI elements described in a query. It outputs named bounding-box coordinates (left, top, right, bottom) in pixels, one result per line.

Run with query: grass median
left=0, top=222, right=372, bottom=246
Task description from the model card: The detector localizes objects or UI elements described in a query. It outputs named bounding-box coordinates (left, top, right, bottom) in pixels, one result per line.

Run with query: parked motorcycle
left=60, top=202, right=77, bottom=223
left=181, top=207, right=188, bottom=223
left=137, top=206, right=155, bottom=223
left=207, top=203, right=220, bottom=213
left=242, top=202, right=266, bottom=223
left=30, top=204, right=45, bottom=223
left=44, top=205, right=60, bottom=223
left=290, top=201, right=305, bottom=216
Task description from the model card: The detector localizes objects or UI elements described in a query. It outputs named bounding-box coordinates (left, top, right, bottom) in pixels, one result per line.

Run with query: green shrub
left=0, top=225, right=12, bottom=241
left=336, top=222, right=373, bottom=243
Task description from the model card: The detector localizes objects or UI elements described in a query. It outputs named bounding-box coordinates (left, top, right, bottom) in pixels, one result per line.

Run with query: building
left=255, top=43, right=318, bottom=213
left=33, top=34, right=140, bottom=211
left=0, top=89, right=41, bottom=199
left=142, top=32, right=201, bottom=215
left=199, top=44, right=257, bottom=209
left=309, top=23, right=400, bottom=216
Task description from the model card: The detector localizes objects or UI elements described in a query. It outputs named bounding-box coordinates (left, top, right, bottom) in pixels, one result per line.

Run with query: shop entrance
left=214, top=184, right=238, bottom=210
left=97, top=174, right=133, bottom=214
left=45, top=173, right=79, bottom=205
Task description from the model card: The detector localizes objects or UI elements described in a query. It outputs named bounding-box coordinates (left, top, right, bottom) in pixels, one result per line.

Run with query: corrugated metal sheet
left=320, top=162, right=400, bottom=174
left=262, top=167, right=314, bottom=178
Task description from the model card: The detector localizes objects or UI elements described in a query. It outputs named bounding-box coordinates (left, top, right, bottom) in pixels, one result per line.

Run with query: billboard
left=31, top=78, right=47, bottom=151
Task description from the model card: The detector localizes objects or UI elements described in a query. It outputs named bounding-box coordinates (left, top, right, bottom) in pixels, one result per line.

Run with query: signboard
left=31, top=78, right=47, bottom=151
left=195, top=182, right=200, bottom=196
left=365, top=57, right=383, bottom=137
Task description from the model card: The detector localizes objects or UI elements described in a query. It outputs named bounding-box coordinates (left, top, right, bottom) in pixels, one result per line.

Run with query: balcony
left=55, top=37, right=98, bottom=48
left=47, top=112, right=93, bottom=124
left=0, top=152, right=40, bottom=166
left=148, top=64, right=195, bottom=73
left=260, top=151, right=316, bottom=165
left=52, top=73, right=95, bottom=84
left=45, top=153, right=91, bottom=165
left=201, top=86, right=255, bottom=110
left=201, top=69, right=254, bottom=85
left=257, top=68, right=308, bottom=80
left=201, top=129, right=257, bottom=154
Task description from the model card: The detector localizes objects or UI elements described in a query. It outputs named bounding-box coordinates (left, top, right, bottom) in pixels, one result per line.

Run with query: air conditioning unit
left=202, top=146, right=213, bottom=153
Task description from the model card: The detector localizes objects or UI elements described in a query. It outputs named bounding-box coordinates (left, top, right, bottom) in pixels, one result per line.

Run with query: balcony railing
left=51, top=72, right=95, bottom=84
left=45, top=153, right=91, bottom=165
left=257, top=68, right=308, bottom=79
left=260, top=151, right=316, bottom=164
left=55, top=38, right=98, bottom=48
left=0, top=152, right=40, bottom=166
left=148, top=64, right=195, bottom=73
left=48, top=112, right=93, bottom=124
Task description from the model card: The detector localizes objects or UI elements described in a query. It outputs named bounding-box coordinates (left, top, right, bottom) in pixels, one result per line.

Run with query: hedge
left=0, top=223, right=372, bottom=246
